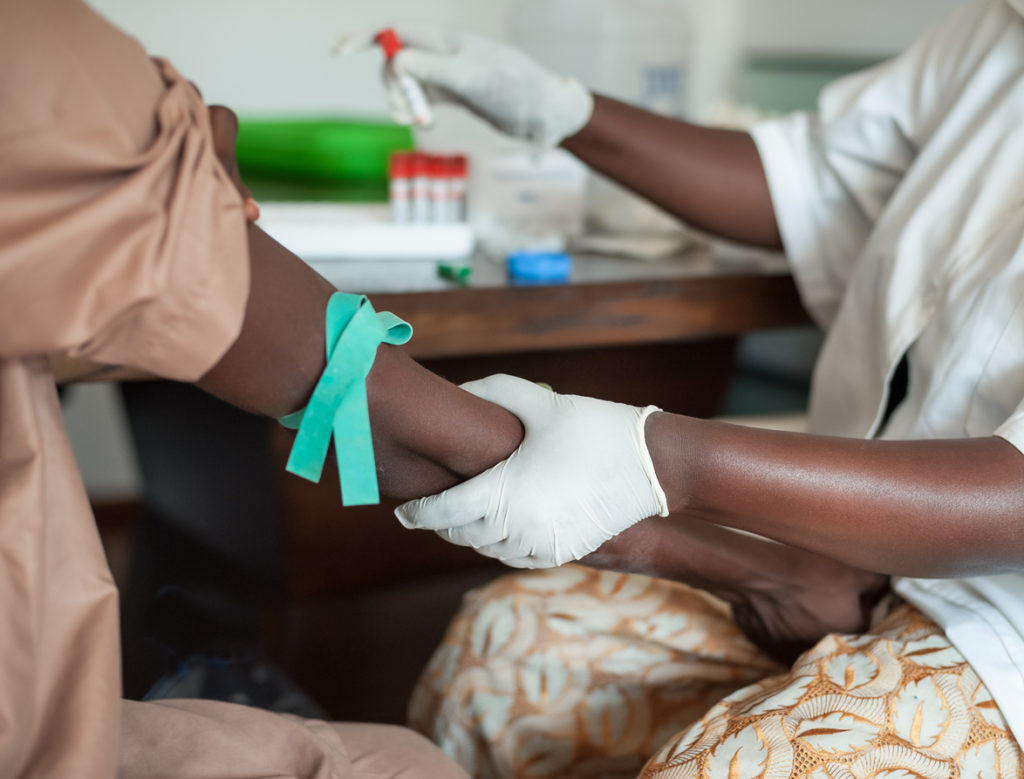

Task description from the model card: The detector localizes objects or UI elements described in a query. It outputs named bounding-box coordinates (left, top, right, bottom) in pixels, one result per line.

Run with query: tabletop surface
left=297, top=242, right=809, bottom=360
left=306, top=241, right=792, bottom=296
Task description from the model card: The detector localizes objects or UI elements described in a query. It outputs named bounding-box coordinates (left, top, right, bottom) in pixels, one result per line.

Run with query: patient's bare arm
left=197, top=222, right=524, bottom=500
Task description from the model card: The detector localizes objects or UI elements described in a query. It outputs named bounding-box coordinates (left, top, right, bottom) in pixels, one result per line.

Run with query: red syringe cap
left=375, top=28, right=403, bottom=60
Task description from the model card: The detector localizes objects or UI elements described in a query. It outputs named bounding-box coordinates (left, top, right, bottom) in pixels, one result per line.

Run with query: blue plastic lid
left=506, top=251, right=572, bottom=283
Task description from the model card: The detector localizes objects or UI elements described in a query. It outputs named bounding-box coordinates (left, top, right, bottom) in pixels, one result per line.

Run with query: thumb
left=207, top=105, right=259, bottom=221
left=458, top=374, right=554, bottom=420
left=394, top=463, right=503, bottom=531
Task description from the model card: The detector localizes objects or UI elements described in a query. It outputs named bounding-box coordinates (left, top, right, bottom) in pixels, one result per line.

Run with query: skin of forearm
left=585, top=513, right=867, bottom=604
left=367, top=345, right=525, bottom=500
left=198, top=224, right=523, bottom=498
left=198, top=224, right=334, bottom=419
left=562, top=95, right=782, bottom=248
left=645, top=412, right=1024, bottom=578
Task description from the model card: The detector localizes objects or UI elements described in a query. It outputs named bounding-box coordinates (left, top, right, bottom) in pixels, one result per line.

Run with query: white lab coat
left=751, top=0, right=1024, bottom=740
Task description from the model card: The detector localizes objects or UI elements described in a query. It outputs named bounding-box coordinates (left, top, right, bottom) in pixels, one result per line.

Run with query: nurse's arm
left=562, top=95, right=783, bottom=249
left=642, top=413, right=1024, bottom=578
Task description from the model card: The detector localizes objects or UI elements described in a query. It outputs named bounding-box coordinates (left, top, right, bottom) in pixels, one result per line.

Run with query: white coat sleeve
left=749, top=0, right=1006, bottom=327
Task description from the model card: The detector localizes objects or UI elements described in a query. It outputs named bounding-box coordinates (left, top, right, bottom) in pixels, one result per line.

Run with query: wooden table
left=312, top=244, right=809, bottom=359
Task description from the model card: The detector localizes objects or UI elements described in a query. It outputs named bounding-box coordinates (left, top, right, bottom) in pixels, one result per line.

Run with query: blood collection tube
left=410, top=152, right=431, bottom=224
left=389, top=152, right=412, bottom=223
left=375, top=29, right=434, bottom=128
left=430, top=155, right=450, bottom=223
left=450, top=155, right=469, bottom=222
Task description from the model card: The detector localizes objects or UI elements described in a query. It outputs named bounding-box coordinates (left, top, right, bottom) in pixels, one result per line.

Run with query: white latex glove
left=336, top=26, right=594, bottom=147
left=395, top=375, right=669, bottom=568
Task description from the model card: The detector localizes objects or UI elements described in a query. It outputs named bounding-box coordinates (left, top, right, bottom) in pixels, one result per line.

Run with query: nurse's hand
left=394, top=374, right=669, bottom=568
left=336, top=26, right=594, bottom=147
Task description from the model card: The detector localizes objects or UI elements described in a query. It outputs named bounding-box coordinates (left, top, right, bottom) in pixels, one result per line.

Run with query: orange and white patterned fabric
left=410, top=566, right=1022, bottom=779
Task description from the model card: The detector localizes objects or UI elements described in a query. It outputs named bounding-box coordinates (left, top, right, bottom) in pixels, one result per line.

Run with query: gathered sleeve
left=0, top=0, right=249, bottom=381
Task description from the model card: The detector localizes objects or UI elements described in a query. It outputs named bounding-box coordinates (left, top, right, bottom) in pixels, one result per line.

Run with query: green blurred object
left=235, top=119, right=414, bottom=202
left=437, top=264, right=472, bottom=287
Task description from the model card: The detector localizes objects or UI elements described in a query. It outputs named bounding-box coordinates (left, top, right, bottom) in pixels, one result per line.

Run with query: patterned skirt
left=410, top=565, right=1021, bottom=779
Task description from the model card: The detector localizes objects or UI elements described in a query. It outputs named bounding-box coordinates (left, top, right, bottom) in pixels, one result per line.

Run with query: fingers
left=438, top=521, right=507, bottom=550
left=438, top=528, right=549, bottom=569
left=497, top=556, right=546, bottom=569
left=207, top=105, right=260, bottom=223
left=393, top=466, right=498, bottom=530
left=476, top=538, right=550, bottom=569
left=243, top=198, right=261, bottom=222
left=208, top=105, right=239, bottom=154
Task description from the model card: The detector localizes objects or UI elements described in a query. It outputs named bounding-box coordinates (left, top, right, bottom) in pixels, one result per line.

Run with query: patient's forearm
left=198, top=224, right=523, bottom=498
left=367, top=346, right=524, bottom=499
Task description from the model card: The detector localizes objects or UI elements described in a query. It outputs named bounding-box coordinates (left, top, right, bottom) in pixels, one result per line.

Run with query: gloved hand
left=336, top=26, right=594, bottom=147
left=394, top=374, right=669, bottom=568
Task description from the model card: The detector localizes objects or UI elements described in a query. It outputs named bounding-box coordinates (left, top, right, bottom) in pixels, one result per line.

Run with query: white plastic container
left=510, top=0, right=693, bottom=118
left=257, top=203, right=474, bottom=262
left=510, top=0, right=692, bottom=234
left=471, top=148, right=588, bottom=255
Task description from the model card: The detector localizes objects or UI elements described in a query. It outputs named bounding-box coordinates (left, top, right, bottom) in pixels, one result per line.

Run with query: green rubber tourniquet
left=279, top=293, right=412, bottom=506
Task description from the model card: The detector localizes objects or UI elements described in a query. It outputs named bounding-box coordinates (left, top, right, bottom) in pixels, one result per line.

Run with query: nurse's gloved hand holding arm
left=403, top=375, right=1024, bottom=576
left=396, top=374, right=670, bottom=566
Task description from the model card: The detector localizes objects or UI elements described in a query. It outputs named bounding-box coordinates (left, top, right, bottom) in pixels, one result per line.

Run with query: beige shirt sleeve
left=0, top=0, right=250, bottom=382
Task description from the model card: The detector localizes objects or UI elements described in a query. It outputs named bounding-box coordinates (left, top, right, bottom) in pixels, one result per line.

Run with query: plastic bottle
left=450, top=155, right=469, bottom=223
left=429, top=156, right=449, bottom=223
left=376, top=28, right=434, bottom=128
left=388, top=152, right=412, bottom=223
left=510, top=0, right=692, bottom=120
left=509, top=0, right=692, bottom=233
left=410, top=153, right=432, bottom=224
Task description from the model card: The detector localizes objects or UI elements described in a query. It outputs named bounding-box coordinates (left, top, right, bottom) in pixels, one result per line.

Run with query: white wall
left=86, top=0, right=522, bottom=117
left=743, top=0, right=966, bottom=58
left=87, top=0, right=968, bottom=118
